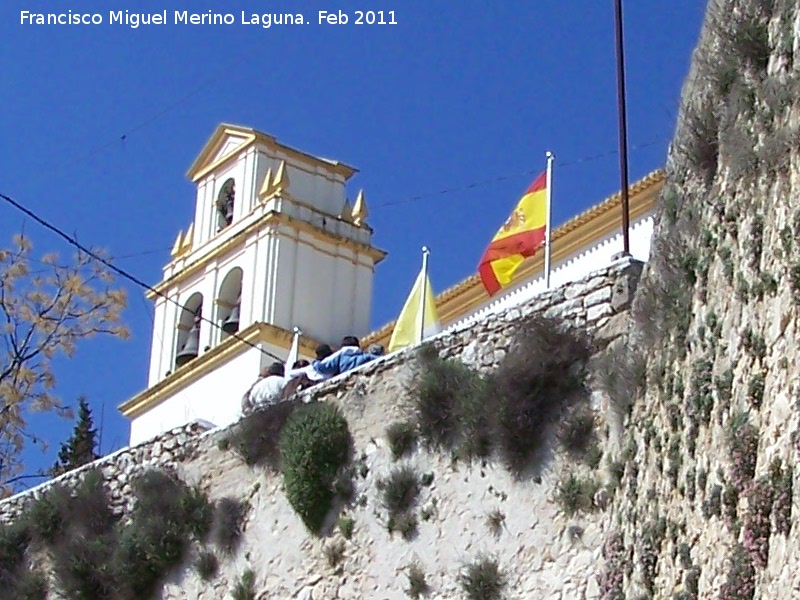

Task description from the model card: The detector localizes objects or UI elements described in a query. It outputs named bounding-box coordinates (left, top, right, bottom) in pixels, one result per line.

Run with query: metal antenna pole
left=613, top=0, right=631, bottom=256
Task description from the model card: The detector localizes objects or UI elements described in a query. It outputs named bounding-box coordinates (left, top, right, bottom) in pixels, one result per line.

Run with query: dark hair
left=315, top=344, right=333, bottom=360
left=340, top=336, right=360, bottom=348
left=292, top=359, right=310, bottom=369
left=267, top=361, right=285, bottom=377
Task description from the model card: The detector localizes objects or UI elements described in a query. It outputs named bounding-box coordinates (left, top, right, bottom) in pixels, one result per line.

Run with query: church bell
left=175, top=321, right=200, bottom=367
left=222, top=302, right=240, bottom=335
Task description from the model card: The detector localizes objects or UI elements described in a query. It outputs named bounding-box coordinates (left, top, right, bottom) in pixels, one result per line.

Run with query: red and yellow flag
left=478, top=171, right=547, bottom=295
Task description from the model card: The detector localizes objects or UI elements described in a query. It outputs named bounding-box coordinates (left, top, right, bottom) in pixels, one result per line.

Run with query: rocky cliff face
left=604, top=0, right=800, bottom=598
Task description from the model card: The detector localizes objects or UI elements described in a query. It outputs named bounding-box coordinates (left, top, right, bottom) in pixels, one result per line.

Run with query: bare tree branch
left=0, top=236, right=129, bottom=495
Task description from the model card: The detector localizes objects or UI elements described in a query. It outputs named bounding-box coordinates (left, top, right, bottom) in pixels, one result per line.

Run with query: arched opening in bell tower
left=174, top=292, right=203, bottom=368
left=215, top=178, right=235, bottom=232
left=217, top=267, right=243, bottom=342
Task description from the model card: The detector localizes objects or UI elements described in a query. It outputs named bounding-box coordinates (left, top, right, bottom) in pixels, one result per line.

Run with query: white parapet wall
left=447, top=213, right=654, bottom=332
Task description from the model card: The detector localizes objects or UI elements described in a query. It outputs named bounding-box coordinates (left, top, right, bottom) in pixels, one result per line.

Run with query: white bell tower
left=119, top=124, right=386, bottom=444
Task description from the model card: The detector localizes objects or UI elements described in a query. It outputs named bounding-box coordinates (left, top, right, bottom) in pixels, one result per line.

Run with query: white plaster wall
left=354, top=256, right=375, bottom=338
left=147, top=297, right=168, bottom=386
left=130, top=347, right=260, bottom=446
left=271, top=151, right=347, bottom=216
left=330, top=247, right=357, bottom=341
left=447, top=213, right=654, bottom=331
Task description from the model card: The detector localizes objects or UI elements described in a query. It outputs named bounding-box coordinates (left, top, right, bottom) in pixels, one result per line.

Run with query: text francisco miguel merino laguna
left=20, top=9, right=399, bottom=27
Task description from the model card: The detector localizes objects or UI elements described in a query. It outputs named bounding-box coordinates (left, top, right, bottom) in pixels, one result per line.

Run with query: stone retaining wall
left=0, top=256, right=643, bottom=527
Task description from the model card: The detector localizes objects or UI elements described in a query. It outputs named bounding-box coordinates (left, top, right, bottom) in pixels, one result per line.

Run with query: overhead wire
left=0, top=191, right=283, bottom=362
left=374, top=138, right=667, bottom=209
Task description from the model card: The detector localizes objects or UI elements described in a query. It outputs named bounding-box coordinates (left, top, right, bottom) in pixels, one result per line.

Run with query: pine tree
left=51, top=396, right=100, bottom=476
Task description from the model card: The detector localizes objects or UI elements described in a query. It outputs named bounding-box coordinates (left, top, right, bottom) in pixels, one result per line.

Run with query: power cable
left=0, top=191, right=283, bottom=363
left=374, top=138, right=667, bottom=209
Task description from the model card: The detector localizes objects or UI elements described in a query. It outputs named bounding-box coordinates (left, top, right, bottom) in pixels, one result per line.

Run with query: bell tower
left=119, top=124, right=386, bottom=444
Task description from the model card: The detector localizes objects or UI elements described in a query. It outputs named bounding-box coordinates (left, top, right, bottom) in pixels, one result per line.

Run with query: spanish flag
left=478, top=171, right=548, bottom=295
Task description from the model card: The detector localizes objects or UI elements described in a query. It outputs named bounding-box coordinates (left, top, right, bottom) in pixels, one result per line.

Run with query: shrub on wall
left=719, top=544, right=755, bottom=600
left=412, top=315, right=591, bottom=477
left=279, top=401, right=353, bottom=534
left=726, top=411, right=759, bottom=492
left=491, top=315, right=591, bottom=476
left=0, top=520, right=45, bottom=599
left=414, top=344, right=491, bottom=459
left=1, top=467, right=215, bottom=600
left=742, top=478, right=772, bottom=568
left=228, top=399, right=303, bottom=469
left=114, top=470, right=213, bottom=598
left=459, top=555, right=506, bottom=600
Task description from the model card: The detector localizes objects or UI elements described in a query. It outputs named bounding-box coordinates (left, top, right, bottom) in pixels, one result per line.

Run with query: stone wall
left=0, top=420, right=214, bottom=524
left=0, top=257, right=642, bottom=600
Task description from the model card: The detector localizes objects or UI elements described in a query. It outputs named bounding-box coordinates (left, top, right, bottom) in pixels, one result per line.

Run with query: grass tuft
left=406, top=561, right=430, bottom=598
left=459, top=556, right=506, bottom=600
left=194, top=550, right=219, bottom=581
left=386, top=421, right=418, bottom=460
left=211, top=497, right=248, bottom=555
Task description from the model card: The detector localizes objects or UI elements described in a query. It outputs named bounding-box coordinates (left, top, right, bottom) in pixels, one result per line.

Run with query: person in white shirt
left=241, top=362, right=287, bottom=416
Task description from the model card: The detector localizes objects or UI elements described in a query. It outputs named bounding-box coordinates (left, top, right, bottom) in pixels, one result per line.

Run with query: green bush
left=47, top=469, right=119, bottom=600
left=1, top=468, right=217, bottom=600
left=491, top=315, right=591, bottom=476
left=114, top=470, right=213, bottom=598
left=0, top=520, right=38, bottom=597
left=279, top=402, right=353, bottom=533
left=229, top=399, right=302, bottom=468
left=414, top=345, right=490, bottom=459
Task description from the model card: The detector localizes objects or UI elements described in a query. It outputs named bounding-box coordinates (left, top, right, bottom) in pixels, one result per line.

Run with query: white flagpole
left=544, top=151, right=555, bottom=289
left=285, top=326, right=301, bottom=372
left=419, top=246, right=430, bottom=344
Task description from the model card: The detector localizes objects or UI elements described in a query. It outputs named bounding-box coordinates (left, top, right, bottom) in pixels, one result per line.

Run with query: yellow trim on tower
left=146, top=210, right=387, bottom=299
left=187, top=124, right=358, bottom=183
left=118, top=321, right=322, bottom=418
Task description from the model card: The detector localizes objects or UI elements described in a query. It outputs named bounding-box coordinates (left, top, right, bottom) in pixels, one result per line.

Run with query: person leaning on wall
left=241, top=361, right=287, bottom=416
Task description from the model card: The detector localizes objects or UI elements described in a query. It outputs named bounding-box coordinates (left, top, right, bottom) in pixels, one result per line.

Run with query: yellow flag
left=388, top=267, right=441, bottom=353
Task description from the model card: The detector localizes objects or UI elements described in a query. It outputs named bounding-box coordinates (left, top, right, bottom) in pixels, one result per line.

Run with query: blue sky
left=1, top=0, right=705, bottom=485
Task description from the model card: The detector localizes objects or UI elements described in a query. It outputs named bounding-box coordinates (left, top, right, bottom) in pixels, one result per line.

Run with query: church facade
left=119, top=124, right=665, bottom=445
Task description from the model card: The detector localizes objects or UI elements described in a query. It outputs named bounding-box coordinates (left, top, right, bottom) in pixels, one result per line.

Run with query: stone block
left=594, top=312, right=630, bottom=345
left=586, top=303, right=613, bottom=322
left=611, top=272, right=639, bottom=312
left=584, top=286, right=612, bottom=307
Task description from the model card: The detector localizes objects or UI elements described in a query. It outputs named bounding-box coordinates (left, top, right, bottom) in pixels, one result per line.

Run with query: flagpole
left=419, top=246, right=430, bottom=344
left=544, top=151, right=555, bottom=289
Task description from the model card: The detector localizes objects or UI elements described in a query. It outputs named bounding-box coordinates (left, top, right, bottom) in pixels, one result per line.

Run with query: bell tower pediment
left=186, top=124, right=272, bottom=183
